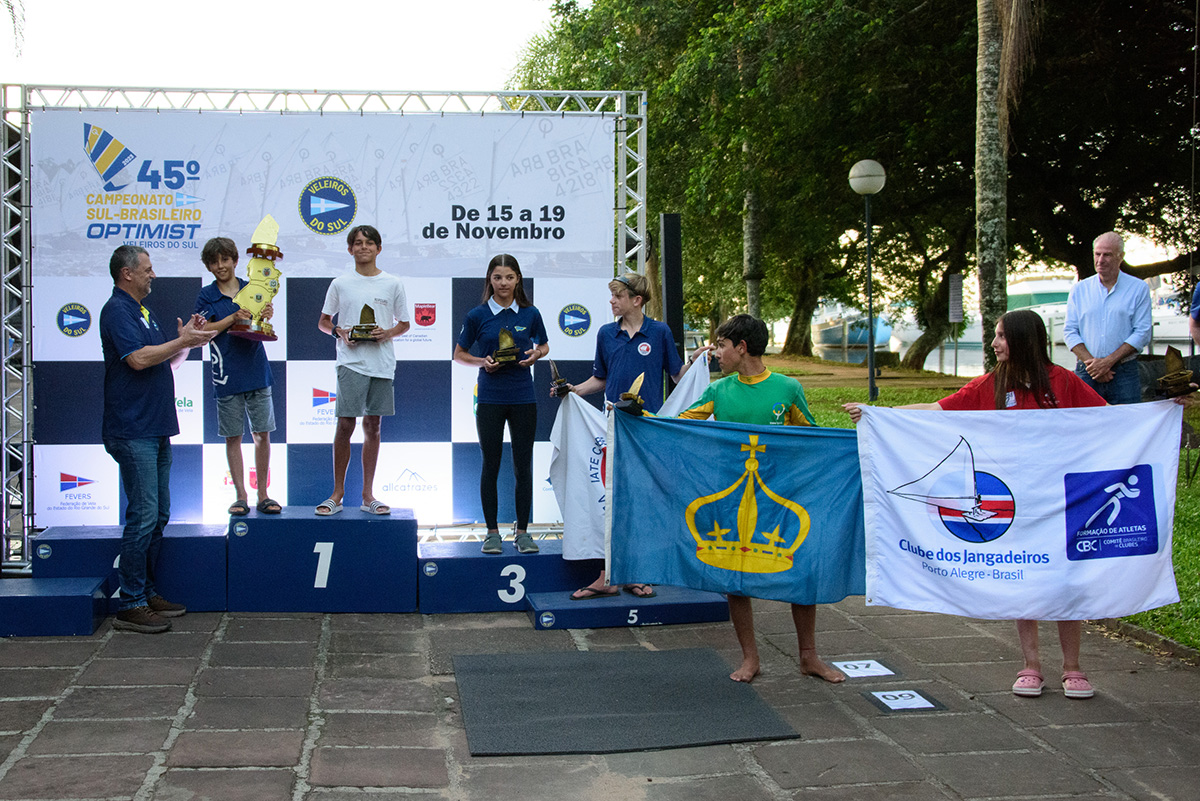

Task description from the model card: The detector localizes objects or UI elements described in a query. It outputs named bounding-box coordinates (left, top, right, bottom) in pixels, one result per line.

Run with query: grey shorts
left=216, top=387, right=276, bottom=438
left=335, top=366, right=395, bottom=418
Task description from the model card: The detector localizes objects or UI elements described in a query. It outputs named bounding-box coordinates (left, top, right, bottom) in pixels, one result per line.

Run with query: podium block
left=227, top=507, right=417, bottom=613
left=418, top=539, right=601, bottom=613
left=526, top=585, right=730, bottom=630
left=0, top=578, right=107, bottom=637
left=32, top=525, right=228, bottom=612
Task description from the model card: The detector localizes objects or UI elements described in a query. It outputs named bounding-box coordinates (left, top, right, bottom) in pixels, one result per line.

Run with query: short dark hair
left=346, top=224, right=382, bottom=248
left=716, top=314, right=768, bottom=356
left=109, top=245, right=148, bottom=283
left=201, top=237, right=239, bottom=267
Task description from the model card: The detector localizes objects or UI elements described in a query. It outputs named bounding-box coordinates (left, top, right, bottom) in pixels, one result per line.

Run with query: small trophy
left=549, top=359, right=570, bottom=397
left=230, top=215, right=283, bottom=341
left=349, top=305, right=378, bottom=342
left=1156, top=346, right=1197, bottom=398
left=491, top=327, right=521, bottom=365
left=614, top=372, right=645, bottom=416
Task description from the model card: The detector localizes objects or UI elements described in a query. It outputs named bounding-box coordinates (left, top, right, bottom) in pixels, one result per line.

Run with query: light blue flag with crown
left=607, top=411, right=866, bottom=604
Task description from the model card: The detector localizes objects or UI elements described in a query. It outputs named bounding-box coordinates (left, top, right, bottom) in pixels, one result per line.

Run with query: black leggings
left=475, top=402, right=537, bottom=531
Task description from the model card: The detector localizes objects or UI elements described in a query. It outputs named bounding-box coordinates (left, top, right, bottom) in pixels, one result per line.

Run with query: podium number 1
left=313, top=542, right=334, bottom=588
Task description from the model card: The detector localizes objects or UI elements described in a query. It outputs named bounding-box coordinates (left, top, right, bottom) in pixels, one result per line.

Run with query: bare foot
left=800, top=652, right=845, bottom=683
left=730, top=658, right=761, bottom=683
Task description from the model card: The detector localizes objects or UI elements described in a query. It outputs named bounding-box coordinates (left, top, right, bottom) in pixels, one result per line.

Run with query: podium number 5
left=313, top=542, right=334, bottom=588
left=497, top=564, right=527, bottom=603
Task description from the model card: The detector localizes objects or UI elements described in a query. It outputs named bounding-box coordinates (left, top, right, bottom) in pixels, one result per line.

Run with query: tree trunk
left=901, top=270, right=959, bottom=369
left=743, top=142, right=763, bottom=318
left=781, top=277, right=821, bottom=357
left=976, top=0, right=1007, bottom=371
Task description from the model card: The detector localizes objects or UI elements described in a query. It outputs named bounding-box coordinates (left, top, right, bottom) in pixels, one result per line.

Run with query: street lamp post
left=848, top=159, right=886, bottom=402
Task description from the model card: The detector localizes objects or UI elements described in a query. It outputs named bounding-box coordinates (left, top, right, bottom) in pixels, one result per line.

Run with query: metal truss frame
left=0, top=86, right=647, bottom=565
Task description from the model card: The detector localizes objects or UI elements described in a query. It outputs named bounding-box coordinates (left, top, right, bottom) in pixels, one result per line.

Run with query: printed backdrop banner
left=856, top=404, right=1181, bottom=620
left=32, top=109, right=614, bottom=277
left=29, top=109, right=617, bottom=527
left=607, top=413, right=866, bottom=605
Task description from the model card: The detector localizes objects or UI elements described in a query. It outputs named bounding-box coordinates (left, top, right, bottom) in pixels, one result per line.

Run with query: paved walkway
left=1, top=597, right=1198, bottom=800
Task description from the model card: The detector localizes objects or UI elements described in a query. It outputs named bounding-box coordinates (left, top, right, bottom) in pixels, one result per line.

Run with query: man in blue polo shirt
left=557, top=271, right=709, bottom=599
left=100, top=245, right=216, bottom=633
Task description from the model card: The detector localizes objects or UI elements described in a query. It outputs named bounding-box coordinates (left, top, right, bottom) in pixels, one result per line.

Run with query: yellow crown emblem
left=685, top=434, right=810, bottom=574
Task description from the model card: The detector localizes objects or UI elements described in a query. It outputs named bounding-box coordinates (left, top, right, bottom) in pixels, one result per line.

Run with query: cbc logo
left=1076, top=540, right=1098, bottom=553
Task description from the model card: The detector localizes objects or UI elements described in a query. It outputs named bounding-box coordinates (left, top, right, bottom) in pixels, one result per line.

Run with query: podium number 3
left=497, top=564, right=527, bottom=603
left=313, top=542, right=334, bottom=588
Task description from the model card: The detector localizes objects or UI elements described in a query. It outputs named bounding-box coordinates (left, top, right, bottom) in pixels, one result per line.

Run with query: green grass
left=1123, top=456, right=1200, bottom=652
left=803, top=386, right=948, bottom=428
left=802, top=386, right=1200, bottom=654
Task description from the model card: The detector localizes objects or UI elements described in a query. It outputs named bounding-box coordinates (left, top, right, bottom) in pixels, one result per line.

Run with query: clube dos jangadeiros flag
left=606, top=412, right=866, bottom=604
left=856, top=404, right=1181, bottom=620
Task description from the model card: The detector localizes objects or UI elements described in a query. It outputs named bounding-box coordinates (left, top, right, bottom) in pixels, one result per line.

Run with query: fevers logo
left=312, top=388, right=337, bottom=407
left=1064, top=464, right=1157, bottom=561
left=60, top=473, right=95, bottom=493
left=52, top=470, right=107, bottom=512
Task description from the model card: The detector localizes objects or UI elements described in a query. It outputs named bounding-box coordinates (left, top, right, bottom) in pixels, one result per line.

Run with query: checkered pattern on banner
left=34, top=276, right=608, bottom=526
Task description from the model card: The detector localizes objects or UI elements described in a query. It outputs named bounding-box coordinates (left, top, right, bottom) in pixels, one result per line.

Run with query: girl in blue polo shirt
left=453, top=254, right=549, bottom=555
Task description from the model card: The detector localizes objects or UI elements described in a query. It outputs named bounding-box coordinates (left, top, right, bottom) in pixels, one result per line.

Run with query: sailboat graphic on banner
left=83, top=123, right=138, bottom=192
left=889, top=437, right=996, bottom=521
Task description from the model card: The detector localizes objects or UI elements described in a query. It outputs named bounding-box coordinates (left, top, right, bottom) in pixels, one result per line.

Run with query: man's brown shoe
left=113, top=606, right=171, bottom=634
left=147, top=595, right=187, bottom=618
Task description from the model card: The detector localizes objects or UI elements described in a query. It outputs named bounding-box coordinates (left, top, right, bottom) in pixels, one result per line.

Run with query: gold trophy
left=614, top=372, right=645, bottom=416
left=350, top=305, right=378, bottom=342
left=1156, top=346, right=1197, bottom=398
left=229, top=215, right=283, bottom=341
left=549, top=359, right=570, bottom=397
left=491, top=327, right=521, bottom=365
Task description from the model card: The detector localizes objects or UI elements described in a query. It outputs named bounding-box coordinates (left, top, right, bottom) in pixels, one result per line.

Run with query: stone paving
left=1, top=596, right=1199, bottom=800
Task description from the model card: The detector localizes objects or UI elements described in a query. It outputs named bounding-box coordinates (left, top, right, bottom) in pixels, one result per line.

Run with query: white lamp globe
left=849, top=160, right=886, bottom=195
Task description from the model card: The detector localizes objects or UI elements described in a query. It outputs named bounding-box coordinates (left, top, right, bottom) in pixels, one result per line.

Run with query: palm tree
left=4, top=1, right=22, bottom=55
left=976, top=0, right=1040, bottom=369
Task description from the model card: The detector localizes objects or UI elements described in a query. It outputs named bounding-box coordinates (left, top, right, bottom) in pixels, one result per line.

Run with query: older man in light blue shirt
left=1062, top=232, right=1151, bottom=404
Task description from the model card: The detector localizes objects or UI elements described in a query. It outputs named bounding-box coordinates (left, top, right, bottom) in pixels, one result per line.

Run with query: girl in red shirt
left=847, top=310, right=1104, bottom=700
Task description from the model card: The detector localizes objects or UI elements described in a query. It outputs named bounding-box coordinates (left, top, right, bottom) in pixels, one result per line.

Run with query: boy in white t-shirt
left=315, top=225, right=410, bottom=515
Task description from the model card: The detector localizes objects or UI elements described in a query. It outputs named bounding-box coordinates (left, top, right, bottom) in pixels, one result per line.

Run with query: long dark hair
left=481, top=254, right=531, bottom=307
left=991, top=309, right=1058, bottom=409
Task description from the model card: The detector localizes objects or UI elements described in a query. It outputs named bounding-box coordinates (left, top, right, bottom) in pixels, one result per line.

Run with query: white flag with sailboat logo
left=856, top=403, right=1181, bottom=620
